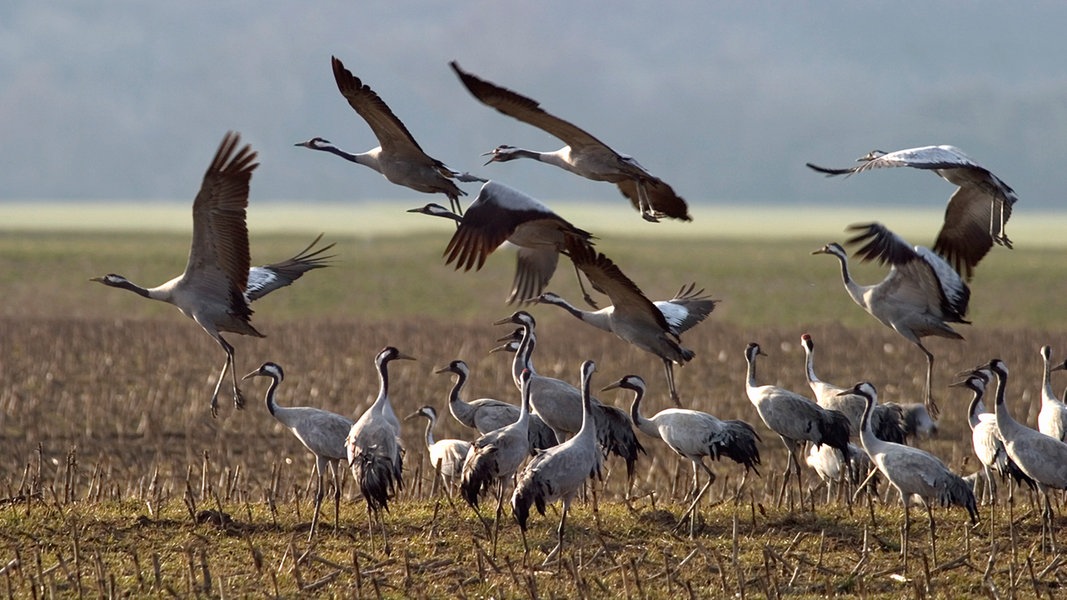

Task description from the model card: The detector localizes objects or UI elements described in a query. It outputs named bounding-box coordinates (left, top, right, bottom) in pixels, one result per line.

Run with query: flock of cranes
left=89, top=54, right=1067, bottom=565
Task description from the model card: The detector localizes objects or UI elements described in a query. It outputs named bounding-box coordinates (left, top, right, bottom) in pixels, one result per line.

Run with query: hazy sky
left=3, top=1, right=1065, bottom=212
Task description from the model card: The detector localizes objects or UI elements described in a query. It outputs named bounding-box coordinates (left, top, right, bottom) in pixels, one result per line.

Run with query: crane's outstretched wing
left=246, top=234, right=335, bottom=302
left=565, top=237, right=671, bottom=334
left=185, top=132, right=258, bottom=315
left=450, top=61, right=613, bottom=152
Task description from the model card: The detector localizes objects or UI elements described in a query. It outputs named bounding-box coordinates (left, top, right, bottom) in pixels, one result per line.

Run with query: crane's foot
left=670, top=390, right=682, bottom=407
left=641, top=211, right=661, bottom=223
left=582, top=293, right=599, bottom=309
left=210, top=396, right=220, bottom=419
left=233, top=386, right=246, bottom=411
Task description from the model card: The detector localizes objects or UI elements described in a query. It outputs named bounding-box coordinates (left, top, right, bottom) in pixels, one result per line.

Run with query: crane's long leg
left=543, top=498, right=570, bottom=566
left=916, top=342, right=939, bottom=419
left=900, top=489, right=911, bottom=565
left=331, top=459, right=343, bottom=533
left=569, top=261, right=599, bottom=309
left=210, top=335, right=245, bottom=417
left=925, top=501, right=937, bottom=565
left=635, top=180, right=660, bottom=223
left=663, top=359, right=681, bottom=406
left=309, top=460, right=325, bottom=542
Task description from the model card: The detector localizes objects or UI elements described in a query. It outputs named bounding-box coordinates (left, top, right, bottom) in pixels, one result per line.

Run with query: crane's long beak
left=403, top=411, right=421, bottom=421
left=492, top=315, right=515, bottom=326
left=394, top=352, right=417, bottom=362
left=1052, top=361, right=1067, bottom=373
left=241, top=369, right=261, bottom=380
left=488, top=342, right=516, bottom=355
left=600, top=381, right=623, bottom=392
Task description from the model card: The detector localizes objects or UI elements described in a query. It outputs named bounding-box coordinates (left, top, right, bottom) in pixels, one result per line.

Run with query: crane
left=600, top=374, right=760, bottom=499
left=1038, top=346, right=1067, bottom=441
left=460, top=369, right=535, bottom=544
left=539, top=238, right=716, bottom=405
left=90, top=132, right=333, bottom=416
left=449, top=61, right=691, bottom=223
left=296, top=56, right=482, bottom=215
left=987, top=358, right=1067, bottom=551
left=434, top=359, right=557, bottom=452
left=493, top=311, right=644, bottom=480
left=813, top=222, right=977, bottom=417
left=346, top=346, right=415, bottom=551
left=242, top=362, right=354, bottom=541
left=807, top=144, right=1018, bottom=267
left=743, top=342, right=851, bottom=509
left=404, top=406, right=472, bottom=496
left=407, top=179, right=598, bottom=305
left=512, top=360, right=603, bottom=563
left=799, top=333, right=906, bottom=443
left=842, top=381, right=977, bottom=564
left=805, top=442, right=870, bottom=504
left=951, top=368, right=1033, bottom=507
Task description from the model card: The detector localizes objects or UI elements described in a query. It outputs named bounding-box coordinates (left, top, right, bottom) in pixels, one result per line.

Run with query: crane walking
left=243, top=362, right=354, bottom=541
left=743, top=342, right=851, bottom=510
left=601, top=374, right=760, bottom=500
left=842, top=381, right=977, bottom=565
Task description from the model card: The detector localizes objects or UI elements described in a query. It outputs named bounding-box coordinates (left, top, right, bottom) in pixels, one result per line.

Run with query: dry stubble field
left=3, top=216, right=1067, bottom=598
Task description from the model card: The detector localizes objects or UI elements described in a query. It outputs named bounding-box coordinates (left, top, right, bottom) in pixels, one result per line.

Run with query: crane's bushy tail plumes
left=593, top=404, right=644, bottom=479
left=713, top=420, right=762, bottom=475
left=354, top=445, right=403, bottom=512
left=459, top=447, right=497, bottom=508
left=511, top=473, right=549, bottom=531
left=819, top=409, right=852, bottom=457
left=1000, top=459, right=1038, bottom=492
left=939, top=472, right=980, bottom=525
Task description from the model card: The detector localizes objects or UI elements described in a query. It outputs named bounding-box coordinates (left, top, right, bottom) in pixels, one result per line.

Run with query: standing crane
left=434, top=359, right=557, bottom=452
left=1038, top=346, right=1067, bottom=441
left=493, top=311, right=644, bottom=480
left=800, top=333, right=906, bottom=443
left=842, top=381, right=977, bottom=564
left=407, top=179, right=598, bottom=305
left=512, top=360, right=603, bottom=564
left=90, top=132, right=333, bottom=416
left=404, top=406, right=472, bottom=496
left=812, top=221, right=979, bottom=417
left=951, top=368, right=1033, bottom=507
left=449, top=61, right=690, bottom=222
left=242, top=362, right=354, bottom=541
left=539, top=238, right=716, bottom=405
left=600, top=374, right=760, bottom=499
left=987, top=358, right=1067, bottom=551
left=346, top=346, right=415, bottom=551
left=807, top=144, right=1018, bottom=261
left=743, top=343, right=851, bottom=509
left=460, top=369, right=535, bottom=545
left=296, top=56, right=482, bottom=215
